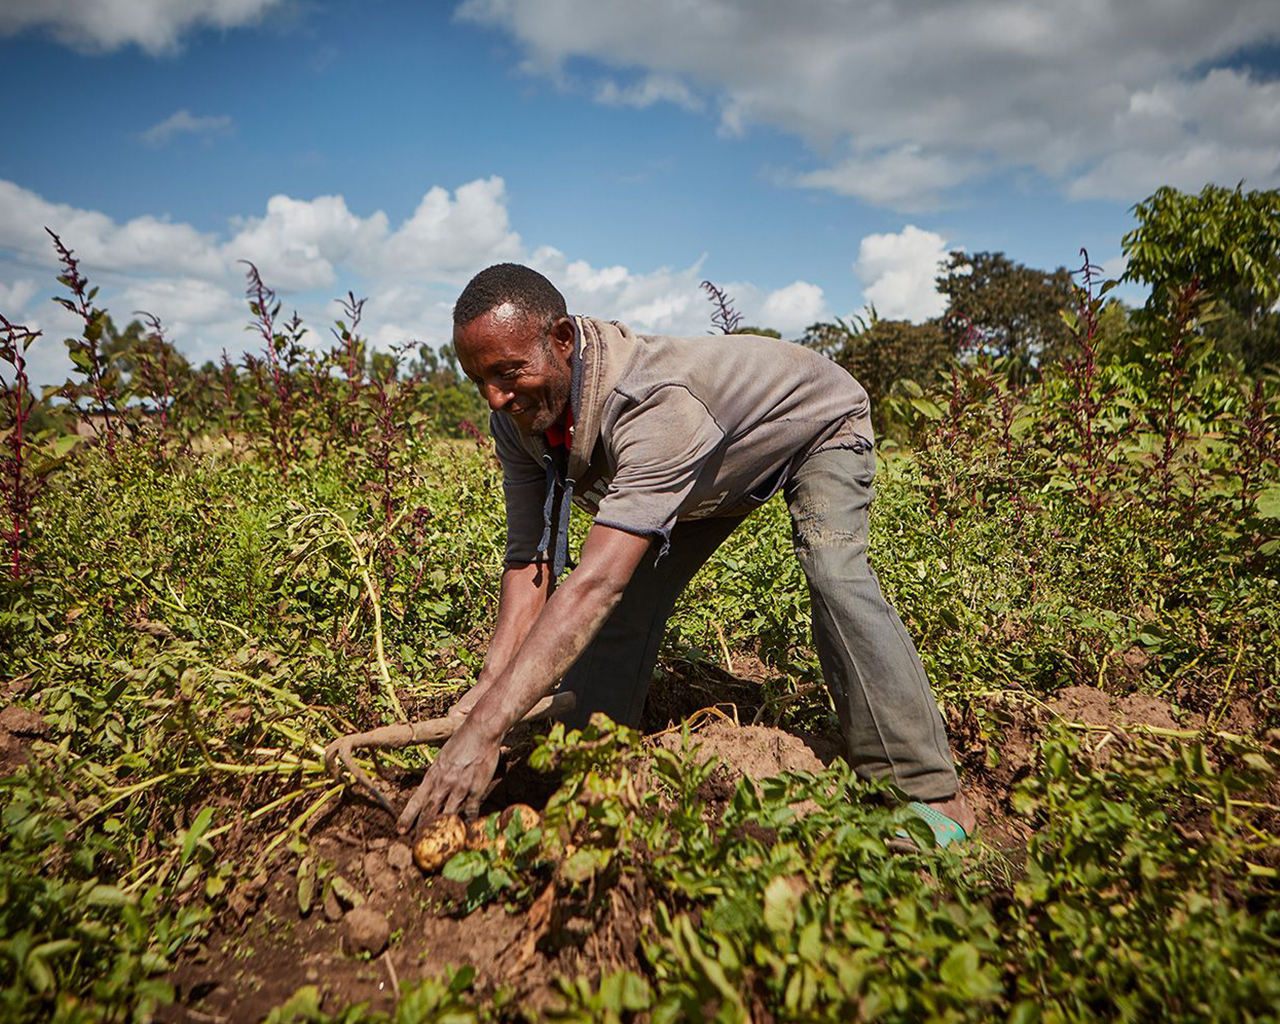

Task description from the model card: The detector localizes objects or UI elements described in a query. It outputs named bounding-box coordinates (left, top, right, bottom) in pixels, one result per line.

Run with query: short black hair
left=453, top=263, right=567, bottom=329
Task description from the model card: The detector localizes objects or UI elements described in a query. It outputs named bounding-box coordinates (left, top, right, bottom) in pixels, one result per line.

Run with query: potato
left=500, top=803, right=540, bottom=832
left=465, top=816, right=504, bottom=855
left=413, top=814, right=467, bottom=873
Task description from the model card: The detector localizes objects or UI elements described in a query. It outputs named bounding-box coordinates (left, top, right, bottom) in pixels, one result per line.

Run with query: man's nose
left=483, top=382, right=513, bottom=411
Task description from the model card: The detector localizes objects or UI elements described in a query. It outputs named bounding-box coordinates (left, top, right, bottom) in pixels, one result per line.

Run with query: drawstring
left=536, top=452, right=575, bottom=581
left=537, top=453, right=556, bottom=564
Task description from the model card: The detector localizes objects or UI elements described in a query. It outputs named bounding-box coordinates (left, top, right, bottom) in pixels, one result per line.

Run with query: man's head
left=452, top=263, right=574, bottom=436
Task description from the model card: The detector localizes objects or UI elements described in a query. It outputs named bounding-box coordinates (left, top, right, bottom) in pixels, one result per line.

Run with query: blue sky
left=2, top=0, right=1278, bottom=385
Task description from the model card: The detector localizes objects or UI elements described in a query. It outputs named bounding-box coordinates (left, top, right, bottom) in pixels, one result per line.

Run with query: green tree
left=1122, top=183, right=1280, bottom=370
left=936, top=251, right=1075, bottom=378
left=801, top=314, right=955, bottom=432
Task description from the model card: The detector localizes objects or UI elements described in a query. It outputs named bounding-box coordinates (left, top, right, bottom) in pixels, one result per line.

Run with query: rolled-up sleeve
left=491, top=412, right=549, bottom=564
left=593, top=385, right=724, bottom=542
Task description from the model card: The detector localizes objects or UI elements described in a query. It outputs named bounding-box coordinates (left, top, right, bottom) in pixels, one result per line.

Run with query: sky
left=2, top=0, right=1279, bottom=387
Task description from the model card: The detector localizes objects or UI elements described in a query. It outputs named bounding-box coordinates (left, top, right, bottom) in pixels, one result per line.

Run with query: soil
left=156, top=668, right=1269, bottom=1023
left=0, top=704, right=47, bottom=777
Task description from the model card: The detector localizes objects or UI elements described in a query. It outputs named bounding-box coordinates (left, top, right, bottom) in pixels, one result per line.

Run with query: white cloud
left=759, top=281, right=827, bottom=334
left=0, top=179, right=228, bottom=279
left=854, top=226, right=949, bottom=322
left=530, top=246, right=709, bottom=335
left=457, top=0, right=1280, bottom=208
left=4, top=176, right=831, bottom=384
left=0, top=279, right=39, bottom=319
left=596, top=74, right=702, bottom=111
left=140, top=109, right=234, bottom=147
left=0, top=0, right=287, bottom=54
left=374, top=177, right=523, bottom=279
left=794, top=145, right=982, bottom=213
left=226, top=193, right=386, bottom=291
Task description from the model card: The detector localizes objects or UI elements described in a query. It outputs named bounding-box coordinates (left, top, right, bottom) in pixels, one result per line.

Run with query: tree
left=1122, top=183, right=1280, bottom=371
left=801, top=314, right=955, bottom=432
left=936, top=250, right=1075, bottom=378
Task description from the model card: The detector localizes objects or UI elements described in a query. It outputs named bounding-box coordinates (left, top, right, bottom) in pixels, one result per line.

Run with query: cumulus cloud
left=530, top=245, right=709, bottom=335
left=759, top=281, right=827, bottom=334
left=854, top=226, right=949, bottom=322
left=140, top=109, right=234, bottom=147
left=457, top=0, right=1280, bottom=208
left=3, top=176, right=830, bottom=383
left=0, top=0, right=286, bottom=54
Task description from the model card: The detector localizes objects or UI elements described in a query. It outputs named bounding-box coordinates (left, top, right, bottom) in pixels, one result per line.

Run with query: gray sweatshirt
left=491, top=316, right=873, bottom=570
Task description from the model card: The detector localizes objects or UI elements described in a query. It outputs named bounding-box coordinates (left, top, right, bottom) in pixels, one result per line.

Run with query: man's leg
left=559, top=515, right=746, bottom=730
left=784, top=442, right=962, bottom=805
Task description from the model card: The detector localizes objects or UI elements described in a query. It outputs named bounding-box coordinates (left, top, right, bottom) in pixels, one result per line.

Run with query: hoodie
left=490, top=316, right=873, bottom=576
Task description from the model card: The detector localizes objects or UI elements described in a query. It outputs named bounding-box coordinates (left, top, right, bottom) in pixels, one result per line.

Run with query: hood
left=565, top=316, right=641, bottom=486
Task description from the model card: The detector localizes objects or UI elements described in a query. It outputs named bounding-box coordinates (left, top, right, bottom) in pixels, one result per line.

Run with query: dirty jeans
left=559, top=442, right=960, bottom=802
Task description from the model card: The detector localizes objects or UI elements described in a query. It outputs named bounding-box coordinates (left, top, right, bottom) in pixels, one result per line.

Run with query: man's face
left=454, top=304, right=574, bottom=436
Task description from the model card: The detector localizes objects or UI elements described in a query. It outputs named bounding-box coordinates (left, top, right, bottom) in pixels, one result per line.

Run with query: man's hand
left=399, top=526, right=651, bottom=834
left=397, top=715, right=502, bottom=832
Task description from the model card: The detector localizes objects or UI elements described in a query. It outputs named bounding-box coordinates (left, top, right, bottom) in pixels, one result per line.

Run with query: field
left=2, top=229, right=1280, bottom=1022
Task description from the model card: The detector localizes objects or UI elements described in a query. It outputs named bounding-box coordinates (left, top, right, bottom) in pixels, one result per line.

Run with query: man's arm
left=397, top=524, right=652, bottom=830
left=446, top=561, right=552, bottom=719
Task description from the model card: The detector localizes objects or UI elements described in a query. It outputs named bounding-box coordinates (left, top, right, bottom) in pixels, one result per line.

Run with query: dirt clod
left=386, top=842, right=413, bottom=872
left=344, top=906, right=390, bottom=957
left=0, top=706, right=47, bottom=736
left=322, top=887, right=344, bottom=922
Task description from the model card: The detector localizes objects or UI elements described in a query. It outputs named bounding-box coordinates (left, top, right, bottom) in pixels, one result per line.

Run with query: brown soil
left=0, top=704, right=47, bottom=777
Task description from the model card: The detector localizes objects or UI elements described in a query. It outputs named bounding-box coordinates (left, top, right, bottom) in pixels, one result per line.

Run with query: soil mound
left=652, top=720, right=831, bottom=780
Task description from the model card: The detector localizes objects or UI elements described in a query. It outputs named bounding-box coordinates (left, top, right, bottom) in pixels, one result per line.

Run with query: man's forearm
left=478, top=562, right=553, bottom=683
left=466, top=526, right=651, bottom=740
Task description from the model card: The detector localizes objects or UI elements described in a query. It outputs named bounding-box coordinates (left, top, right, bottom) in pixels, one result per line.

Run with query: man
left=398, top=263, right=972, bottom=845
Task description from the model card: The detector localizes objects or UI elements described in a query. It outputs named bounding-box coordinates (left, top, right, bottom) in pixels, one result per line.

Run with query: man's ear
left=549, top=316, right=575, bottom=357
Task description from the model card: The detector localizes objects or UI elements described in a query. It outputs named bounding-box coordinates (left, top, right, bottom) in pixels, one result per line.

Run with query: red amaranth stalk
left=1238, top=378, right=1275, bottom=517
left=219, top=350, right=239, bottom=447
left=136, top=312, right=174, bottom=454
left=333, top=292, right=366, bottom=441
left=0, top=314, right=40, bottom=578
left=1152, top=280, right=1199, bottom=504
left=700, top=280, right=743, bottom=334
left=241, top=263, right=300, bottom=476
left=48, top=229, right=120, bottom=455
left=1065, top=248, right=1108, bottom=513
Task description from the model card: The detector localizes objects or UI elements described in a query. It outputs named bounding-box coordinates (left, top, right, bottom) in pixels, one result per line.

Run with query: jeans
left=559, top=442, right=960, bottom=802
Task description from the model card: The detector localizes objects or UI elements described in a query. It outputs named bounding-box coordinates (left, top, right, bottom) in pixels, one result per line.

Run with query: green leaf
left=181, top=806, right=215, bottom=871
left=1253, top=484, right=1280, bottom=520
left=762, top=875, right=800, bottom=933
left=85, top=884, right=129, bottom=907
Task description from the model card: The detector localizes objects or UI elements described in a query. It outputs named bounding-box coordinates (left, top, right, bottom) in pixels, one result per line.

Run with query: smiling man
left=397, top=263, right=972, bottom=846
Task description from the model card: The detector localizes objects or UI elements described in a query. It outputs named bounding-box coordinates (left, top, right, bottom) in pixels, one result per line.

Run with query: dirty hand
left=396, top=715, right=501, bottom=833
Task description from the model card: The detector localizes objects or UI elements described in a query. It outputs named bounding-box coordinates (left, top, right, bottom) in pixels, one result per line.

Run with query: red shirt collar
left=545, top=406, right=574, bottom=450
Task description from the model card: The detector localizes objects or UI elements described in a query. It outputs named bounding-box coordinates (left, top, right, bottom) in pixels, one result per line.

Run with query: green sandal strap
left=895, top=801, right=968, bottom=849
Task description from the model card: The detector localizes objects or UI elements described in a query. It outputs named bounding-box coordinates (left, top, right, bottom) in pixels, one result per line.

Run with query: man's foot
left=888, top=789, right=975, bottom=852
left=923, top=789, right=975, bottom=835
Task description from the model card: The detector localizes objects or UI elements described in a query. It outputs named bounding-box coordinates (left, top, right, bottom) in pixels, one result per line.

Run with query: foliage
left=1, top=203, right=1279, bottom=1019
left=804, top=313, right=955, bottom=432
left=1122, top=183, right=1280, bottom=372
left=1123, top=183, right=1280, bottom=326
left=937, top=249, right=1076, bottom=378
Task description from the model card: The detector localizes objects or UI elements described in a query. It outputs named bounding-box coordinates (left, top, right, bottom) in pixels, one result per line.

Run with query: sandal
left=887, top=801, right=968, bottom=852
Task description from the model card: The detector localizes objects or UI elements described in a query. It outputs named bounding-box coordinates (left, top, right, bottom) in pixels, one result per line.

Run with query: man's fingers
left=397, top=772, right=436, bottom=834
